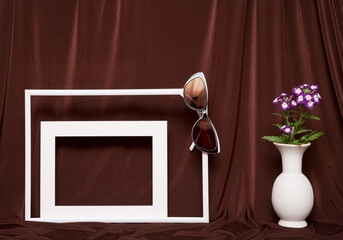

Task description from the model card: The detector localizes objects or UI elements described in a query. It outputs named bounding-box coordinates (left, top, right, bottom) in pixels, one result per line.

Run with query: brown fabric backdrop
left=1, top=0, right=343, bottom=239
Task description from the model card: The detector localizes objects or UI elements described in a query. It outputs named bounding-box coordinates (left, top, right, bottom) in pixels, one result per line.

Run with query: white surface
left=40, top=121, right=167, bottom=221
left=25, top=89, right=209, bottom=223
left=272, top=142, right=314, bottom=228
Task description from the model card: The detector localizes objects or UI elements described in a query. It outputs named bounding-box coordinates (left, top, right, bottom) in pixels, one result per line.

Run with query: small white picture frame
left=25, top=89, right=209, bottom=223
left=40, top=121, right=167, bottom=222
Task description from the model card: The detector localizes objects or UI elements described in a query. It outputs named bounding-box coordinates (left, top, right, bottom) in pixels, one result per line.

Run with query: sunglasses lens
left=192, top=117, right=217, bottom=151
left=184, top=77, right=207, bottom=110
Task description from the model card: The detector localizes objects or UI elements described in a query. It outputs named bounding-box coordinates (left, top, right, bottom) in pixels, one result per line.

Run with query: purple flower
left=296, top=95, right=305, bottom=104
left=280, top=125, right=293, bottom=134
left=273, top=93, right=290, bottom=104
left=283, top=126, right=293, bottom=134
left=304, top=94, right=313, bottom=102
left=281, top=101, right=290, bottom=111
left=292, top=87, right=302, bottom=96
left=306, top=101, right=315, bottom=110
left=290, top=99, right=297, bottom=107
left=301, top=84, right=309, bottom=89
left=310, top=85, right=318, bottom=91
left=313, top=93, right=320, bottom=104
left=279, top=93, right=289, bottom=100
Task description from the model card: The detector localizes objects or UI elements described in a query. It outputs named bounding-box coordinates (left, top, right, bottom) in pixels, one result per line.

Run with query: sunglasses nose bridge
left=196, top=110, right=207, bottom=119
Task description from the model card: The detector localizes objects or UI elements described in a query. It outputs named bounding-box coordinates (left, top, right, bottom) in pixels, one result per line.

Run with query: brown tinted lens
left=184, top=77, right=206, bottom=110
left=192, top=118, right=217, bottom=151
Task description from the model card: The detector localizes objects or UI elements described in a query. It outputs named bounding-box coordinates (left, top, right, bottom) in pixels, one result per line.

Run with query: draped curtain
left=0, top=0, right=343, bottom=239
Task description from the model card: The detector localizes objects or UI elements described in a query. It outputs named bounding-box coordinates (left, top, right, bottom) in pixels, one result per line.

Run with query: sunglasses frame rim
left=191, top=113, right=220, bottom=154
left=182, top=72, right=220, bottom=154
left=182, top=72, right=208, bottom=112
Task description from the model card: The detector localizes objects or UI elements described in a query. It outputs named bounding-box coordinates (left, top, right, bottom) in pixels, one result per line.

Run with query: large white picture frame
left=25, top=89, right=209, bottom=223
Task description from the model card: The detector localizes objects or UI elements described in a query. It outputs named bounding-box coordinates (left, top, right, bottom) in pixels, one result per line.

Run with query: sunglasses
left=183, top=72, right=220, bottom=154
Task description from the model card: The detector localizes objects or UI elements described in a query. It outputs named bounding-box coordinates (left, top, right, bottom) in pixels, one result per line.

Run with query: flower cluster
left=262, top=84, right=323, bottom=145
left=273, top=84, right=321, bottom=111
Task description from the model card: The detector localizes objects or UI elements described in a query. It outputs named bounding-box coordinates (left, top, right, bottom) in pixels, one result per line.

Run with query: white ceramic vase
left=271, top=142, right=314, bottom=228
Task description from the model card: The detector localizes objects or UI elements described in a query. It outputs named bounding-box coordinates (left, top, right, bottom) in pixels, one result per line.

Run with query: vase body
left=271, top=142, right=314, bottom=228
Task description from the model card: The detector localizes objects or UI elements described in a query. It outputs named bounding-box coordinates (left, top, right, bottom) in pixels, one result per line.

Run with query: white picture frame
left=41, top=121, right=167, bottom=222
left=25, top=89, right=209, bottom=223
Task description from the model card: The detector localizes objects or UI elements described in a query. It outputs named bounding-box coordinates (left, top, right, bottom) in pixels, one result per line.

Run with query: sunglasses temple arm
left=189, top=142, right=195, bottom=151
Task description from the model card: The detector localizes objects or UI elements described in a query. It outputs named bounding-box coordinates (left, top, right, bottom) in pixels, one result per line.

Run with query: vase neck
left=281, top=154, right=303, bottom=173
left=274, top=143, right=310, bottom=173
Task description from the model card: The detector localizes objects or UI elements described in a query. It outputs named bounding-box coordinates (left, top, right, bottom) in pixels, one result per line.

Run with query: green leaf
left=307, top=132, right=323, bottom=141
left=272, top=113, right=284, bottom=118
left=262, top=136, right=285, bottom=143
left=298, top=131, right=323, bottom=143
left=305, top=115, right=320, bottom=120
left=299, top=131, right=316, bottom=140
left=293, top=128, right=312, bottom=135
left=290, top=140, right=302, bottom=145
